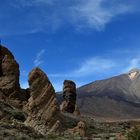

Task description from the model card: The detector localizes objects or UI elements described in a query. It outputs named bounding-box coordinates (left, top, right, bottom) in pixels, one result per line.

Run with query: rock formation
left=68, top=121, right=86, bottom=138
left=61, top=80, right=76, bottom=113
left=48, top=120, right=63, bottom=135
left=0, top=100, right=26, bottom=122
left=73, top=105, right=81, bottom=116
left=0, top=45, right=30, bottom=105
left=0, top=45, right=89, bottom=140
left=60, top=80, right=80, bottom=115
left=24, top=67, right=61, bottom=134
left=0, top=45, right=20, bottom=99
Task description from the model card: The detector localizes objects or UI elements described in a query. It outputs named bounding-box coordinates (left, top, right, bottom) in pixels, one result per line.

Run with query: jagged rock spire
left=60, top=80, right=77, bottom=113
left=0, top=45, right=20, bottom=98
left=25, top=67, right=61, bottom=134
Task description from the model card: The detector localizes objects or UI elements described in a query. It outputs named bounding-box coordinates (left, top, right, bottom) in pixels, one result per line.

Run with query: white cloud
left=72, top=57, right=115, bottom=77
left=0, top=0, right=138, bottom=36
left=49, top=57, right=116, bottom=78
left=122, top=57, right=140, bottom=73
left=72, top=0, right=135, bottom=30
left=33, top=49, right=46, bottom=66
left=49, top=55, right=140, bottom=79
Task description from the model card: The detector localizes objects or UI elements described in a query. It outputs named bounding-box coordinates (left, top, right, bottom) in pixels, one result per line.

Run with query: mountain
left=75, top=68, right=140, bottom=120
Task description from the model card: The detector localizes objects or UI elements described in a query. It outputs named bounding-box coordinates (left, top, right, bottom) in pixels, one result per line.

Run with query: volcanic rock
left=68, top=121, right=86, bottom=138
left=76, top=68, right=140, bottom=120
left=0, top=45, right=20, bottom=99
left=0, top=100, right=26, bottom=122
left=24, top=67, right=61, bottom=134
left=48, top=120, right=63, bottom=135
left=73, top=105, right=81, bottom=116
left=60, top=80, right=80, bottom=116
left=61, top=80, right=77, bottom=113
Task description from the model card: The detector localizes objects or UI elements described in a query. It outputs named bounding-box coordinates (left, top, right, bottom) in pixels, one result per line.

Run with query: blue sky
left=0, top=0, right=140, bottom=91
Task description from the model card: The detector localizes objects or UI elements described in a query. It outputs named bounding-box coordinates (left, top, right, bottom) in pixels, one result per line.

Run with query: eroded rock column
left=25, top=67, right=61, bottom=134
left=61, top=80, right=77, bottom=113
left=0, top=46, right=20, bottom=99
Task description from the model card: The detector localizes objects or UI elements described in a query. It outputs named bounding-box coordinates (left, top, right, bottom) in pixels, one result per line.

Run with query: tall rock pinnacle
left=0, top=45, right=20, bottom=99
left=25, top=67, right=61, bottom=134
left=60, top=80, right=77, bottom=113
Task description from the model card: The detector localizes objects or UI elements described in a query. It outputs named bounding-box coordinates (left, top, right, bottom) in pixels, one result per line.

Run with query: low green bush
left=127, top=127, right=140, bottom=140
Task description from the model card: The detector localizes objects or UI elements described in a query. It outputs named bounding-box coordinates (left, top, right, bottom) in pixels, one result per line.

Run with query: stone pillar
left=62, top=80, right=77, bottom=113
left=0, top=46, right=20, bottom=98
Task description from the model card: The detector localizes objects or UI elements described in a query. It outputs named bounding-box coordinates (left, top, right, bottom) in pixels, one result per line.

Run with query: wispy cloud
left=121, top=57, right=140, bottom=73
left=49, top=57, right=116, bottom=78
left=72, top=0, right=136, bottom=30
left=49, top=55, right=140, bottom=79
left=49, top=57, right=117, bottom=91
left=0, top=0, right=139, bottom=35
left=33, top=49, right=46, bottom=66
left=72, top=57, right=115, bottom=77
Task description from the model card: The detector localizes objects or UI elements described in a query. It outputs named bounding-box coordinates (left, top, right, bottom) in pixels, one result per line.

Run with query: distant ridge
left=57, top=68, right=140, bottom=120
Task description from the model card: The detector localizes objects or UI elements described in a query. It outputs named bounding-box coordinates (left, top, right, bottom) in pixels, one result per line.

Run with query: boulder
left=24, top=67, right=61, bottom=134
left=68, top=121, right=86, bottom=138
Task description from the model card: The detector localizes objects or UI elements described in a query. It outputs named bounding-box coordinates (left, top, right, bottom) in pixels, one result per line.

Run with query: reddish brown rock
left=48, top=120, right=63, bottom=135
left=0, top=45, right=30, bottom=109
left=60, top=80, right=80, bottom=114
left=0, top=45, right=20, bottom=99
left=68, top=121, right=86, bottom=138
left=62, top=80, right=76, bottom=113
left=25, top=67, right=61, bottom=134
left=73, top=105, right=81, bottom=116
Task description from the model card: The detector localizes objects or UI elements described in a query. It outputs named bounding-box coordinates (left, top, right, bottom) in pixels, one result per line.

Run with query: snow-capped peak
left=128, top=68, right=140, bottom=80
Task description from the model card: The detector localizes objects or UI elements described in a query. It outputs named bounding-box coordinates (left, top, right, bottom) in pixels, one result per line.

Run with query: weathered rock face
left=73, top=105, right=81, bottom=116
left=61, top=80, right=77, bottom=113
left=25, top=67, right=61, bottom=134
left=0, top=45, right=20, bottom=99
left=48, top=120, right=63, bottom=135
left=0, top=100, right=27, bottom=122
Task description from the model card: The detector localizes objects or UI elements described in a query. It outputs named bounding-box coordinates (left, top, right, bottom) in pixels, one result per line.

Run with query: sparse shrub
left=127, top=127, right=140, bottom=140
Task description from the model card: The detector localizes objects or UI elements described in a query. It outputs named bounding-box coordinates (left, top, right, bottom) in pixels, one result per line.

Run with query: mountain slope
left=76, top=69, right=140, bottom=120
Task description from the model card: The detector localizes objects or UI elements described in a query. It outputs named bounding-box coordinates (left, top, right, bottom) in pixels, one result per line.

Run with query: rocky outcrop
left=62, top=80, right=76, bottom=113
left=73, top=105, right=80, bottom=116
left=68, top=121, right=86, bottom=138
left=60, top=80, right=80, bottom=115
left=24, top=67, right=61, bottom=134
left=0, top=45, right=20, bottom=99
left=48, top=120, right=63, bottom=135
left=0, top=100, right=26, bottom=122
left=0, top=45, right=30, bottom=104
left=0, top=45, right=88, bottom=139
